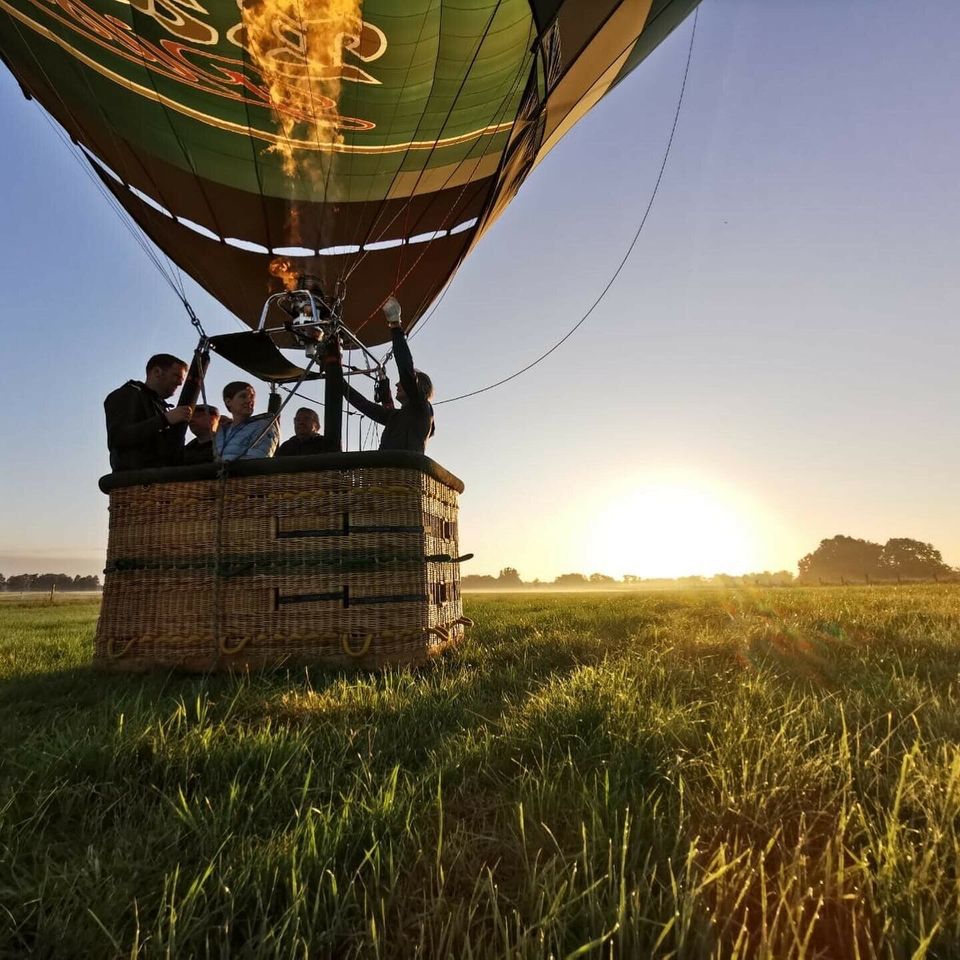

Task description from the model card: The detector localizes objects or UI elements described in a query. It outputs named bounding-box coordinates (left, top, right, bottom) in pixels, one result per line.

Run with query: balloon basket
left=94, top=454, right=468, bottom=671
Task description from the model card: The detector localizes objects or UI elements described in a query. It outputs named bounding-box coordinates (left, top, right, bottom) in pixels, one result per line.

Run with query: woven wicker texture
left=96, top=464, right=465, bottom=670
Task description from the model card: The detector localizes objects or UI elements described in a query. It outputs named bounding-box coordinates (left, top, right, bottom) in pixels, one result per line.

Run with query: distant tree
left=29, top=573, right=75, bottom=592
left=797, top=536, right=884, bottom=583
left=460, top=574, right=499, bottom=590
left=554, top=573, right=587, bottom=586
left=589, top=573, right=615, bottom=584
left=73, top=575, right=101, bottom=591
left=768, top=570, right=795, bottom=586
left=879, top=539, right=954, bottom=579
left=622, top=574, right=641, bottom=583
left=498, top=567, right=522, bottom=585
left=677, top=575, right=707, bottom=587
left=729, top=570, right=795, bottom=587
left=0, top=573, right=5, bottom=590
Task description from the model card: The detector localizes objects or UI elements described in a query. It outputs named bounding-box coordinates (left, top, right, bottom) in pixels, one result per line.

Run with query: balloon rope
left=112, top=0, right=226, bottom=238
left=344, top=0, right=509, bottom=284
left=2, top=17, right=199, bottom=316
left=435, top=7, right=699, bottom=406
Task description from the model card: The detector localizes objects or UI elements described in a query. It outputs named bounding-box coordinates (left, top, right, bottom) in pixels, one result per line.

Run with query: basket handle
left=341, top=633, right=373, bottom=658
left=107, top=636, right=136, bottom=659
left=219, top=635, right=249, bottom=656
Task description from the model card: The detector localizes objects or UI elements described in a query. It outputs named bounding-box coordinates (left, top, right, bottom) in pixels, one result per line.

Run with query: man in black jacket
left=341, top=299, right=435, bottom=454
left=104, top=353, right=192, bottom=471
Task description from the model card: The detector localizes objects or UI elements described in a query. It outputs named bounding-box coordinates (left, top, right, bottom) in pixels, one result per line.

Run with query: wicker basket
left=95, top=453, right=467, bottom=670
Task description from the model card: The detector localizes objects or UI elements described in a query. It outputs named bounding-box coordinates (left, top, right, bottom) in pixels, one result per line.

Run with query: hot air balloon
left=0, top=0, right=701, bottom=669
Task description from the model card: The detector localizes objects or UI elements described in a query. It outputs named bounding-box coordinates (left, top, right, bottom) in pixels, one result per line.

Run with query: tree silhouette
left=3, top=573, right=101, bottom=591
left=797, top=536, right=883, bottom=583
left=879, top=539, right=954, bottom=579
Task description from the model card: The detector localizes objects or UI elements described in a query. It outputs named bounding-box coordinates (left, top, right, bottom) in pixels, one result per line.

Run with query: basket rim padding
left=99, top=451, right=464, bottom=495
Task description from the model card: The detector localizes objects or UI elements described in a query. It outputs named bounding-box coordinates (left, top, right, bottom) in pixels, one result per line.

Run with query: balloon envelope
left=0, top=0, right=700, bottom=344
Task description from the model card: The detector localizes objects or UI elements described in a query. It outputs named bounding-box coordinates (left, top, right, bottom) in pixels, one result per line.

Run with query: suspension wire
left=348, top=36, right=532, bottom=341
left=2, top=19, right=203, bottom=322
left=367, top=416, right=379, bottom=450
left=435, top=8, right=699, bottom=406
left=340, top=0, right=434, bottom=273
left=344, top=0, right=509, bottom=282
left=37, top=110, right=190, bottom=306
left=408, top=274, right=454, bottom=341
left=359, top=40, right=533, bottom=331
left=340, top=350, right=348, bottom=450
left=235, top=10, right=278, bottom=259
left=115, top=3, right=227, bottom=240
left=3, top=31, right=177, bottom=294
left=289, top=0, right=342, bottom=253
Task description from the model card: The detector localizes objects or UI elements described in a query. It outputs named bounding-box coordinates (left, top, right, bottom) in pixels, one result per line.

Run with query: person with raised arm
left=341, top=298, right=435, bottom=454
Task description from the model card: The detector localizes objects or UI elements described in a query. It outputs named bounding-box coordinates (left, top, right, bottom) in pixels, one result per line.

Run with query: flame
left=241, top=0, right=361, bottom=178
left=269, top=257, right=301, bottom=291
left=243, top=1, right=359, bottom=291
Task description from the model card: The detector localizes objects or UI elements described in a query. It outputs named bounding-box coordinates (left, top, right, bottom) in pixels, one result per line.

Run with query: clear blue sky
left=1, top=0, right=958, bottom=580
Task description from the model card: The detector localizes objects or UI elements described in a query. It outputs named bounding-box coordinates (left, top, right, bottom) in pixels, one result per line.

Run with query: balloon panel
left=0, top=0, right=700, bottom=343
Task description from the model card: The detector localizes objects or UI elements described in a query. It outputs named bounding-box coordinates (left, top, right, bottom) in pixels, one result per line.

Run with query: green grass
left=1, top=588, right=959, bottom=959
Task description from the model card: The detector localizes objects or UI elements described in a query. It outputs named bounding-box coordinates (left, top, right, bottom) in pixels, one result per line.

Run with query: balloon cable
left=245, top=6, right=696, bottom=425
left=1, top=14, right=199, bottom=315
left=6, top=69, right=196, bottom=315
left=435, top=7, right=698, bottom=406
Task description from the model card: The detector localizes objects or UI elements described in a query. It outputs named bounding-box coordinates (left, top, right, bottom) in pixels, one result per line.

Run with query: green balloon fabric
left=0, top=0, right=699, bottom=343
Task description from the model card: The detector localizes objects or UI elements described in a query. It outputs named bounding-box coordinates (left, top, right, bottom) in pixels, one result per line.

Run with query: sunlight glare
left=585, top=478, right=761, bottom=579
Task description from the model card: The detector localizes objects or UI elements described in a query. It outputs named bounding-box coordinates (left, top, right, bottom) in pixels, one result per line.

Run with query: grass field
left=0, top=588, right=958, bottom=959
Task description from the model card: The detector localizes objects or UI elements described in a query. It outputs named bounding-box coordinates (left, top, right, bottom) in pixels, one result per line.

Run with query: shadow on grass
left=0, top=603, right=639, bottom=788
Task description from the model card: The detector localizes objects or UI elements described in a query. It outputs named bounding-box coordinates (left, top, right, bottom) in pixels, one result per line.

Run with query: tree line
left=1, top=573, right=102, bottom=592
left=463, top=536, right=957, bottom=590
left=797, top=536, right=956, bottom=583
left=462, top=567, right=796, bottom=590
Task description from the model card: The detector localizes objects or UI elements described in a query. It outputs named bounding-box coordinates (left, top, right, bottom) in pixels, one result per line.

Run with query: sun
left=585, top=477, right=762, bottom=579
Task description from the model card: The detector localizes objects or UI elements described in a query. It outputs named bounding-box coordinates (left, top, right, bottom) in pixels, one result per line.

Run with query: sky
left=1, top=0, right=959, bottom=581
